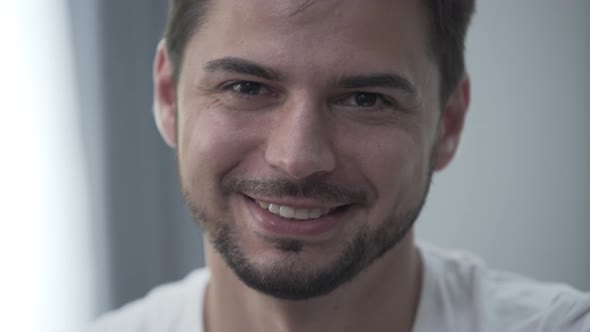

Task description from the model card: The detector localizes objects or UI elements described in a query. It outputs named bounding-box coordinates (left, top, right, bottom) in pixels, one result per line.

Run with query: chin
left=209, top=207, right=417, bottom=300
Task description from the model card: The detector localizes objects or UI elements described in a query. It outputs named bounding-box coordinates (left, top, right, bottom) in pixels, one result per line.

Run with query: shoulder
left=88, top=268, right=210, bottom=332
left=416, top=243, right=590, bottom=332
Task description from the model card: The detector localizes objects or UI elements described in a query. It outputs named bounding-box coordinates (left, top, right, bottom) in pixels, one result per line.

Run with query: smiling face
left=155, top=0, right=468, bottom=300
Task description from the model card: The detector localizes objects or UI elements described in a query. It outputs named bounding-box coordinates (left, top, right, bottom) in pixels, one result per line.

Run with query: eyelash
left=219, top=81, right=398, bottom=110
left=336, top=92, right=394, bottom=108
left=221, top=81, right=274, bottom=97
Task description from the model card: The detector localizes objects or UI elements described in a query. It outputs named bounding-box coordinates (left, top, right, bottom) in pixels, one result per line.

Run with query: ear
left=433, top=75, right=470, bottom=171
left=153, top=39, right=177, bottom=148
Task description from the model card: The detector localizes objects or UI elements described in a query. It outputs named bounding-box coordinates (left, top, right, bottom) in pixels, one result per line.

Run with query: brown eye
left=354, top=92, right=379, bottom=107
left=336, top=92, right=392, bottom=110
left=230, top=81, right=265, bottom=95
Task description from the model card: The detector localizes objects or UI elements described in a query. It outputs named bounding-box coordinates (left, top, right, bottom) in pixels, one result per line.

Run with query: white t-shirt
left=90, top=244, right=590, bottom=331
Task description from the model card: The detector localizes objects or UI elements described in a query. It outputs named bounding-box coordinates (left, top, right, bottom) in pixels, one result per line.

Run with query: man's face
left=155, top=0, right=464, bottom=299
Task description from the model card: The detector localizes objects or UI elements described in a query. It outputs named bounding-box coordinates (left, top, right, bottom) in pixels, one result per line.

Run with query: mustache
left=221, top=177, right=368, bottom=205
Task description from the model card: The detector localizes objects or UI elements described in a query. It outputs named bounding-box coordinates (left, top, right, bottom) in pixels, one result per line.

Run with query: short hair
left=164, top=0, right=475, bottom=102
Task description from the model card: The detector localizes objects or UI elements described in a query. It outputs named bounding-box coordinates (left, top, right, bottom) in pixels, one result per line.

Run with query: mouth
left=254, top=199, right=337, bottom=221
left=241, top=194, right=354, bottom=239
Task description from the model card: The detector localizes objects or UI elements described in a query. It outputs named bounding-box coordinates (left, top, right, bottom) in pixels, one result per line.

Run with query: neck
left=204, top=232, right=423, bottom=332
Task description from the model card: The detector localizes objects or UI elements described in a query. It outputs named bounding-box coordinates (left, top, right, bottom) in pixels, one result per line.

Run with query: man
left=91, top=0, right=590, bottom=331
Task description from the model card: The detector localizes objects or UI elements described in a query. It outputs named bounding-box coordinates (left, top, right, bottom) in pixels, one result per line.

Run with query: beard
left=180, top=170, right=432, bottom=301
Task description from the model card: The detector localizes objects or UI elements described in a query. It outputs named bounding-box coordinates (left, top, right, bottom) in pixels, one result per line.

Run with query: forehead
left=207, top=0, right=428, bottom=27
left=183, top=0, right=435, bottom=88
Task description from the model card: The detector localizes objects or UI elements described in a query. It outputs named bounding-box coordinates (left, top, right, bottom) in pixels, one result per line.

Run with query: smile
left=255, top=200, right=336, bottom=221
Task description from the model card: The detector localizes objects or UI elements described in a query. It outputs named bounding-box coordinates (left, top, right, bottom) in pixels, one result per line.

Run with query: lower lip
left=243, top=196, right=347, bottom=239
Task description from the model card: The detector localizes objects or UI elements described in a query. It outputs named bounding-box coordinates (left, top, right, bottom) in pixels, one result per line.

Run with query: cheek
left=177, top=100, right=267, bottom=195
left=179, top=110, right=238, bottom=189
left=342, top=129, right=432, bottom=222
left=373, top=142, right=426, bottom=191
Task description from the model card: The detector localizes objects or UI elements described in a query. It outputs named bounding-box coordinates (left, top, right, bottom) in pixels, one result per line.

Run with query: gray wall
left=417, top=0, right=590, bottom=291
left=99, top=0, right=204, bottom=310
left=71, top=0, right=590, bottom=317
left=70, top=0, right=204, bottom=314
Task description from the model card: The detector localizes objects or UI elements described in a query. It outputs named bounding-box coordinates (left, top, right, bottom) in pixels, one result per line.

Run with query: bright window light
left=0, top=2, right=96, bottom=331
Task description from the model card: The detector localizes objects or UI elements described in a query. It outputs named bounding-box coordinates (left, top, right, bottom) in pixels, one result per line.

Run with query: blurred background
left=0, top=0, right=588, bottom=331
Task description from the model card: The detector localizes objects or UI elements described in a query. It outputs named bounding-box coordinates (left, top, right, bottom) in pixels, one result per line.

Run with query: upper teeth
left=256, top=201, right=333, bottom=220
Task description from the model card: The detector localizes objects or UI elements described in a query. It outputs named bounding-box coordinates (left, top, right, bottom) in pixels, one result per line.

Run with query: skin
left=153, top=0, right=470, bottom=331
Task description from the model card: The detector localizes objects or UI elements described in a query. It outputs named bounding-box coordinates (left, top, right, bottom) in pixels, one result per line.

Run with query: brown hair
left=164, top=0, right=475, bottom=101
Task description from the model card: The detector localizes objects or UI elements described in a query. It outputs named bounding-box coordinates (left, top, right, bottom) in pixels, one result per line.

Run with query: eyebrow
left=204, top=57, right=281, bottom=81
left=335, top=74, right=416, bottom=95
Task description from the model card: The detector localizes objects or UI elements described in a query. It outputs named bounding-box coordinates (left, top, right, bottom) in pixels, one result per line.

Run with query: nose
left=264, top=99, right=336, bottom=179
